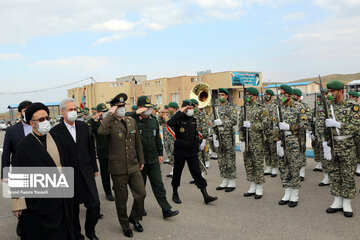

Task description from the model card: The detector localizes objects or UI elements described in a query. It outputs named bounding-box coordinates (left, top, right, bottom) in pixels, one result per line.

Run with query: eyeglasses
left=33, top=116, right=51, bottom=122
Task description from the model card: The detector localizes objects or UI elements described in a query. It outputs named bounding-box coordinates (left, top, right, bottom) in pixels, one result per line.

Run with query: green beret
left=349, top=91, right=360, bottom=98
left=96, top=103, right=109, bottom=112
left=84, top=107, right=90, bottom=111
left=246, top=87, right=259, bottom=96
left=164, top=105, right=169, bottom=109
left=153, top=105, right=158, bottom=110
left=219, top=88, right=229, bottom=95
left=265, top=89, right=274, bottom=96
left=169, top=102, right=179, bottom=109
left=137, top=95, right=154, bottom=107
left=323, top=88, right=328, bottom=93
left=317, top=93, right=321, bottom=98
left=131, top=105, right=137, bottom=110
left=293, top=89, right=302, bottom=97
left=182, top=100, right=195, bottom=107
left=91, top=107, right=96, bottom=110
left=190, top=99, right=199, bottom=105
left=280, top=84, right=293, bottom=95
left=327, top=80, right=344, bottom=90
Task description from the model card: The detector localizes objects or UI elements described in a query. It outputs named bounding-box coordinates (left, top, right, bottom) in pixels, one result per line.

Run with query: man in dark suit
left=1, top=100, right=32, bottom=237
left=51, top=98, right=100, bottom=240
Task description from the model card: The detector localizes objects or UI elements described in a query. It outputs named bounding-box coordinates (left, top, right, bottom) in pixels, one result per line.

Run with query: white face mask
left=67, top=110, right=77, bottom=122
left=186, top=109, right=194, bottom=117
left=36, top=120, right=51, bottom=135
left=143, top=108, right=152, bottom=116
left=22, top=114, right=27, bottom=123
left=116, top=107, right=126, bottom=117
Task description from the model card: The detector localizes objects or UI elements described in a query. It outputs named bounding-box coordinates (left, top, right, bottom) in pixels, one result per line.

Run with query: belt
left=284, top=131, right=292, bottom=136
left=333, top=135, right=353, bottom=141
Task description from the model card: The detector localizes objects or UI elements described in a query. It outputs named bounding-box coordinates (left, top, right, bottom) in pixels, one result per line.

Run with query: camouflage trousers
left=244, top=136, right=265, bottom=184
left=355, top=136, right=360, bottom=164
left=198, top=148, right=209, bottom=173
left=218, top=135, right=236, bottom=180
left=164, top=137, right=175, bottom=167
left=312, top=139, right=321, bottom=163
left=299, top=133, right=307, bottom=167
left=264, top=134, right=278, bottom=168
left=328, top=140, right=356, bottom=199
left=279, top=136, right=302, bottom=189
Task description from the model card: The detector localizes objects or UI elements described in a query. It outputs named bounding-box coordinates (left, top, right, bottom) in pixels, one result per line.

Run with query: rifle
left=312, top=93, right=317, bottom=136
left=275, top=84, right=287, bottom=158
left=243, top=86, right=249, bottom=152
left=260, top=87, right=264, bottom=104
left=319, top=75, right=335, bottom=158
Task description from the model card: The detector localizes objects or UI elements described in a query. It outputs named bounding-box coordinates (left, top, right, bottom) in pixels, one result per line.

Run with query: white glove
left=214, top=119, right=223, bottom=126
left=213, top=134, right=219, bottom=148
left=325, top=119, right=341, bottom=129
left=310, top=134, right=316, bottom=141
left=313, top=117, right=317, bottom=122
left=200, top=139, right=206, bottom=151
left=239, top=141, right=246, bottom=152
left=322, top=141, right=332, bottom=161
left=279, top=122, right=290, bottom=131
left=276, top=140, right=284, bottom=157
left=243, top=121, right=251, bottom=128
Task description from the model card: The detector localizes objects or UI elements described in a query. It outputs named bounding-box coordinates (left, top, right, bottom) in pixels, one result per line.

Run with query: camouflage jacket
left=213, top=101, right=237, bottom=134
left=194, top=110, right=210, bottom=139
left=263, top=100, right=278, bottom=136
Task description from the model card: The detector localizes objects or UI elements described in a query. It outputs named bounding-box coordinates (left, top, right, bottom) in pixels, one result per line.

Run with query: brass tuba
left=189, top=83, right=212, bottom=109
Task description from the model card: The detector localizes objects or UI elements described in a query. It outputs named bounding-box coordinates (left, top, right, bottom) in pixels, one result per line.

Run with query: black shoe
left=166, top=174, right=173, bottom=178
left=271, top=174, right=277, bottom=178
left=279, top=200, right=289, bottom=205
left=143, top=209, right=147, bottom=216
left=86, top=234, right=99, bottom=240
left=200, top=188, right=218, bottom=204
left=318, top=182, right=330, bottom=187
left=16, top=221, right=21, bottom=237
left=243, top=192, right=255, bottom=197
left=123, top=230, right=133, bottom=238
left=344, top=211, right=353, bottom=218
left=172, top=194, right=182, bottom=204
left=106, top=194, right=115, bottom=201
left=289, top=201, right=298, bottom=208
left=356, top=172, right=360, bottom=177
left=162, top=209, right=179, bottom=219
left=130, top=219, right=143, bottom=232
left=189, top=180, right=195, bottom=184
left=264, top=172, right=271, bottom=176
left=216, top=186, right=226, bottom=190
left=255, top=195, right=262, bottom=200
left=300, top=177, right=305, bottom=182
left=98, top=213, right=104, bottom=219
left=326, top=207, right=343, bottom=214
left=225, top=187, right=235, bottom=192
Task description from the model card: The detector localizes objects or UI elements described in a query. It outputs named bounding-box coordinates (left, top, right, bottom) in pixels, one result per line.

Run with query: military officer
left=127, top=96, right=179, bottom=219
left=263, top=89, right=279, bottom=177
left=88, top=103, right=114, bottom=201
left=239, top=87, right=269, bottom=199
left=276, top=84, right=308, bottom=208
left=98, top=93, right=146, bottom=238
left=158, top=104, right=173, bottom=175
left=167, top=100, right=218, bottom=204
left=348, top=91, right=360, bottom=176
left=212, top=88, right=238, bottom=192
left=293, top=89, right=311, bottom=181
left=318, top=81, right=360, bottom=218
left=91, top=107, right=97, bottom=116
left=131, top=105, right=137, bottom=112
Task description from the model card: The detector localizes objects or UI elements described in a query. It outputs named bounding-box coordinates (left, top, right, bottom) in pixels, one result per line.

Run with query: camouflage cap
left=246, top=87, right=259, bottom=96
left=96, top=103, right=109, bottom=112
left=293, top=89, right=302, bottom=97
left=327, top=80, right=344, bottom=90
left=280, top=84, right=293, bottom=95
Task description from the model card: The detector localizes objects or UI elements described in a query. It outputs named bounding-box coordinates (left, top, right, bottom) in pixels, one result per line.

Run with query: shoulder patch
left=353, top=106, right=359, bottom=112
left=354, top=114, right=359, bottom=119
left=301, top=109, right=306, bottom=114
left=301, top=116, right=307, bottom=121
left=307, top=107, right=311, bottom=112
left=203, top=118, right=206, bottom=123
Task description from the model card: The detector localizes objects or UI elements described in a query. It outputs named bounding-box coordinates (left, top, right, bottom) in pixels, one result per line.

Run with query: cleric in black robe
left=50, top=98, right=100, bottom=240
left=12, top=102, right=75, bottom=240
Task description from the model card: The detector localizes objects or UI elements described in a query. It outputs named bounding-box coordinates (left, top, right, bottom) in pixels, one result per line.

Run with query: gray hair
left=60, top=98, right=76, bottom=110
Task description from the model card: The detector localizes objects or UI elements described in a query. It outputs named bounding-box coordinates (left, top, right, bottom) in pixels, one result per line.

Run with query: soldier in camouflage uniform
left=311, top=94, right=330, bottom=187
left=263, top=89, right=279, bottom=177
left=318, top=80, right=360, bottom=218
left=238, top=87, right=269, bottom=199
left=348, top=91, right=360, bottom=176
left=212, top=88, right=238, bottom=192
left=292, top=89, right=311, bottom=181
left=276, top=85, right=309, bottom=208
left=158, top=102, right=179, bottom=177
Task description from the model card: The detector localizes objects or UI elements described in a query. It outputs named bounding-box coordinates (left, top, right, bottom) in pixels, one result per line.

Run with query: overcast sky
left=0, top=0, right=359, bottom=111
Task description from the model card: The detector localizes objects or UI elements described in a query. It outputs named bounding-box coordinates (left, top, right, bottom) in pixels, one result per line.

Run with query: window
left=191, top=78, right=195, bottom=82
left=171, top=93, right=179, bottom=103
left=200, top=78, right=203, bottom=82
left=110, top=83, right=114, bottom=88
left=120, top=83, right=123, bottom=87
left=155, top=94, right=162, bottom=105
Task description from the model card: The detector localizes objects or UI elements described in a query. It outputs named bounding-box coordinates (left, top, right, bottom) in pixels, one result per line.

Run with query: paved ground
left=1, top=130, right=360, bottom=240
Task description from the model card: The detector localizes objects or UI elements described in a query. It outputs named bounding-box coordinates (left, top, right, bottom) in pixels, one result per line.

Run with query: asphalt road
left=0, top=130, right=360, bottom=240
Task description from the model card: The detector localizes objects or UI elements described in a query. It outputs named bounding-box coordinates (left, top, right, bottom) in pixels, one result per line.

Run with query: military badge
left=118, top=132, right=123, bottom=138
left=301, top=109, right=306, bottom=114
left=353, top=106, right=359, bottom=112
left=307, top=107, right=310, bottom=112
left=180, top=127, right=185, bottom=133
left=203, top=119, right=206, bottom=123
left=354, top=114, right=359, bottom=119
left=342, top=117, right=346, bottom=122
left=289, top=118, right=293, bottom=123
left=301, top=116, right=307, bottom=121
left=343, top=110, right=347, bottom=114
left=146, top=98, right=150, bottom=103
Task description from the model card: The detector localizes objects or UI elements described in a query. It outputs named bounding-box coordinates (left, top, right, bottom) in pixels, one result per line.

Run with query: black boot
left=172, top=187, right=182, bottom=204
left=200, top=188, right=218, bottom=204
left=162, top=209, right=179, bottom=219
